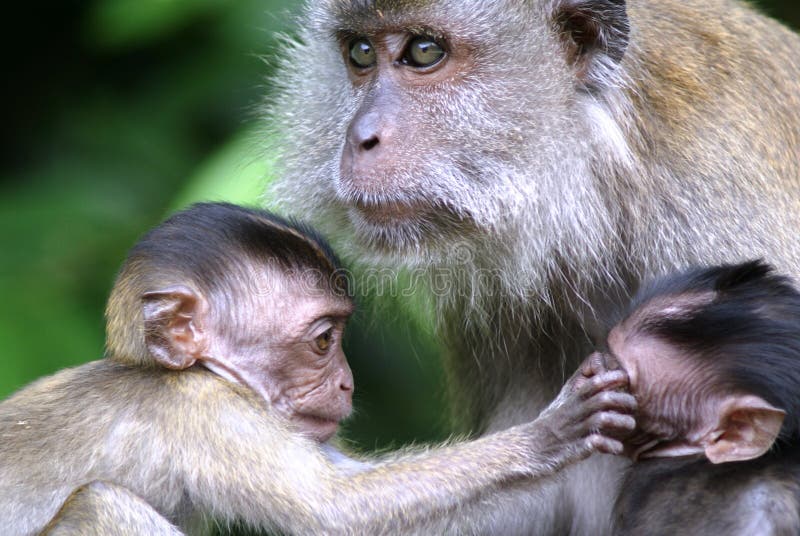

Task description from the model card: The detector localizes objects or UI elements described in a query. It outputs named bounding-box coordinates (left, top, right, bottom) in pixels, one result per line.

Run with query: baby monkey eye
left=314, top=328, right=334, bottom=353
left=403, top=36, right=445, bottom=68
left=348, top=38, right=376, bottom=69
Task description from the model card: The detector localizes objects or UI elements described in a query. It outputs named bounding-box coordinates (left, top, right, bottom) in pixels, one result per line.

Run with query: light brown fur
left=268, top=0, right=800, bottom=533
left=1, top=360, right=632, bottom=535
left=2, top=203, right=636, bottom=535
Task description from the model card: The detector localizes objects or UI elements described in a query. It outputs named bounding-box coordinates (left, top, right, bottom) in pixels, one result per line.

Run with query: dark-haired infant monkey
left=602, top=260, right=800, bottom=535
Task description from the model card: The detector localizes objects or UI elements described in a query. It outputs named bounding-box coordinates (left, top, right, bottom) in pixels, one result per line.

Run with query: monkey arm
left=0, top=362, right=630, bottom=534
left=176, top=367, right=634, bottom=535
left=41, top=481, right=184, bottom=536
left=320, top=443, right=374, bottom=474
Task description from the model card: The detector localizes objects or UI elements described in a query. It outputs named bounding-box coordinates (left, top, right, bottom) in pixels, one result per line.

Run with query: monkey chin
left=293, top=413, right=342, bottom=443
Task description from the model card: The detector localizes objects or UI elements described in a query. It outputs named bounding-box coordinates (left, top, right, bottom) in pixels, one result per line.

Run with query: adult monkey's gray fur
left=269, top=0, right=800, bottom=533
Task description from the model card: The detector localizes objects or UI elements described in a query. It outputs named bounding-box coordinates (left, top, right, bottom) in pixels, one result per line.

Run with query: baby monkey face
left=605, top=321, right=784, bottom=464
left=270, top=304, right=354, bottom=443
left=202, top=272, right=356, bottom=444
left=606, top=324, right=710, bottom=460
left=249, top=281, right=355, bottom=443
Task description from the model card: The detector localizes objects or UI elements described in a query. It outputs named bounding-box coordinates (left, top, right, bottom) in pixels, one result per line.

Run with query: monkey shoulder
left=615, top=453, right=800, bottom=535
left=156, top=366, right=273, bottom=422
left=0, top=360, right=122, bottom=428
left=42, top=481, right=185, bottom=536
left=0, top=358, right=325, bottom=531
left=0, top=361, right=279, bottom=467
left=142, top=367, right=318, bottom=467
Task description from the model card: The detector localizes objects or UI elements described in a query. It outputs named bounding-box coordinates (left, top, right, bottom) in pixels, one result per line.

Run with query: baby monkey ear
left=703, top=395, right=786, bottom=464
left=141, top=286, right=206, bottom=370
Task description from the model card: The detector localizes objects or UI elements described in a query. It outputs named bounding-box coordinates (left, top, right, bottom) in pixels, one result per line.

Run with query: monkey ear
left=551, top=0, right=630, bottom=90
left=703, top=395, right=786, bottom=464
left=141, top=286, right=206, bottom=370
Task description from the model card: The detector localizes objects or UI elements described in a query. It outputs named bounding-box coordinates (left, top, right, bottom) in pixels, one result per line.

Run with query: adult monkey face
left=271, top=1, right=629, bottom=268
left=337, top=23, right=484, bottom=253
left=339, top=31, right=473, bottom=229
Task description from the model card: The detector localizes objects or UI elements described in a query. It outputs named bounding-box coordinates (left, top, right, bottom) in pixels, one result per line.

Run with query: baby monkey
left=603, top=260, right=800, bottom=535
left=0, top=203, right=636, bottom=535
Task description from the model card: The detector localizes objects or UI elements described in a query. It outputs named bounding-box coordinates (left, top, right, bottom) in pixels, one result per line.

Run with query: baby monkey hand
left=527, top=352, right=637, bottom=471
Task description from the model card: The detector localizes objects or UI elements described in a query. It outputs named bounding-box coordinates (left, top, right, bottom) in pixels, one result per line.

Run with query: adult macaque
left=268, top=0, right=800, bottom=532
left=0, top=202, right=636, bottom=535
left=603, top=260, right=800, bottom=535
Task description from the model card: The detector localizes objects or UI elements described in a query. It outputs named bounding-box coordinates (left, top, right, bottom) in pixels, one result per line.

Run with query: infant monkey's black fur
left=610, top=260, right=800, bottom=535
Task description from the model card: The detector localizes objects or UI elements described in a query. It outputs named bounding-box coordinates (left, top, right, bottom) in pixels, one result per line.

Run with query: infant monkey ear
left=142, top=285, right=206, bottom=370
left=702, top=395, right=786, bottom=464
left=637, top=394, right=786, bottom=463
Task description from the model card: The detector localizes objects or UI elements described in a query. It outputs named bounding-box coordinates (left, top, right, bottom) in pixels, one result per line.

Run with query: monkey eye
left=402, top=36, right=445, bottom=68
left=313, top=328, right=334, bottom=353
left=348, top=38, right=377, bottom=69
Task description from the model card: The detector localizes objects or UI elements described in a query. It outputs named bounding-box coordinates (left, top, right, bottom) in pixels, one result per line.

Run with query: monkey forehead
left=320, top=0, right=498, bottom=37
left=608, top=322, right=723, bottom=416
left=238, top=260, right=352, bottom=302
left=273, top=264, right=351, bottom=302
left=325, top=1, right=437, bottom=27
left=607, top=326, right=639, bottom=387
left=607, top=325, right=688, bottom=394
left=249, top=267, right=354, bottom=332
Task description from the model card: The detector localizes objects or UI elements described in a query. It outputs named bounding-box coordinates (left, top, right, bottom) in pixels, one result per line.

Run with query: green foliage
left=169, top=127, right=272, bottom=210
left=87, top=0, right=231, bottom=49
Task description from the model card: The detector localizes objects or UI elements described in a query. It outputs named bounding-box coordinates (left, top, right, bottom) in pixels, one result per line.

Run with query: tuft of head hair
left=623, top=260, right=800, bottom=442
left=105, top=202, right=349, bottom=366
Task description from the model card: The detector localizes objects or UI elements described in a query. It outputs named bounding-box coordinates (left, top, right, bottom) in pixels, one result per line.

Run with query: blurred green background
left=0, top=0, right=448, bottom=453
left=1, top=0, right=799, bottom=458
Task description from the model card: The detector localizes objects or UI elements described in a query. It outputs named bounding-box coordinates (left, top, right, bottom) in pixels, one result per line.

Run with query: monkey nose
left=340, top=377, right=354, bottom=393
left=341, top=111, right=398, bottom=193
left=339, top=368, right=354, bottom=394
left=360, top=136, right=379, bottom=151
left=347, top=111, right=383, bottom=153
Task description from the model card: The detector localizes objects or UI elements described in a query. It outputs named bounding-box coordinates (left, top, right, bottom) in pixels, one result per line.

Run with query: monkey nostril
left=339, top=376, right=354, bottom=393
left=360, top=136, right=379, bottom=152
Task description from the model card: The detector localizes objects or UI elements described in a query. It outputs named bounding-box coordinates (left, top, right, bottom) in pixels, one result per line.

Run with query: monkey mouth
left=353, top=199, right=424, bottom=225
left=345, top=197, right=477, bottom=258
left=351, top=198, right=469, bottom=228
left=294, top=412, right=342, bottom=442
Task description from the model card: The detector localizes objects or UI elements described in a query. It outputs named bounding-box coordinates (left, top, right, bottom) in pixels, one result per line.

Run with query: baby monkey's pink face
left=262, top=291, right=355, bottom=443
left=198, top=272, right=356, bottom=444
left=605, top=321, right=785, bottom=464
left=138, top=249, right=356, bottom=444
left=606, top=323, right=712, bottom=460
